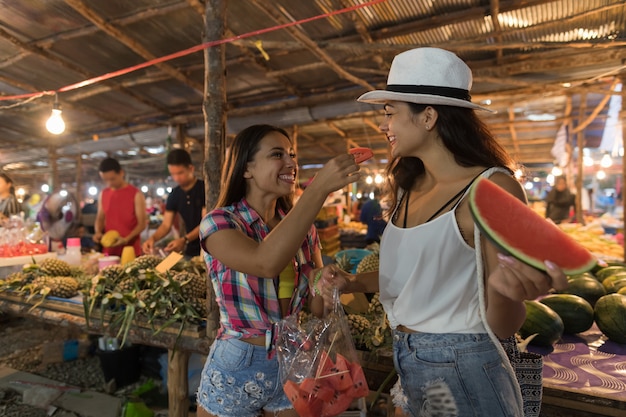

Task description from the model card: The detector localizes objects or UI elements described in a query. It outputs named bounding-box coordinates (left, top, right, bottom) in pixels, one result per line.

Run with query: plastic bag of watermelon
left=275, top=288, right=369, bottom=417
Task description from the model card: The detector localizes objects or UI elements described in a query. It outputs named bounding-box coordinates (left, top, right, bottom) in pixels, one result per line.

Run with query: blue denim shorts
left=196, top=338, right=292, bottom=417
left=392, top=330, right=523, bottom=417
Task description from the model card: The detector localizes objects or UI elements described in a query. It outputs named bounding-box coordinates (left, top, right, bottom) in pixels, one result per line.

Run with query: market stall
left=0, top=292, right=211, bottom=417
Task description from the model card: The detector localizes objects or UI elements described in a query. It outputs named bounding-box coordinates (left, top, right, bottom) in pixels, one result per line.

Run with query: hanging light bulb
left=46, top=94, right=65, bottom=134
left=600, top=153, right=613, bottom=168
left=596, top=170, right=607, bottom=180
left=551, top=166, right=563, bottom=176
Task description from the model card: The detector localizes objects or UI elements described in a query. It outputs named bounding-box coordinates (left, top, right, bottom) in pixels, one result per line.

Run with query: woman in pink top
left=94, top=157, right=146, bottom=257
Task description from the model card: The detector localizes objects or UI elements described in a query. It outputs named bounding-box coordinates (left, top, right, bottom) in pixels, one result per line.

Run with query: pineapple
left=31, top=276, right=79, bottom=298
left=356, top=251, right=379, bottom=274
left=130, top=255, right=162, bottom=270
left=101, top=264, right=126, bottom=283
left=172, top=272, right=206, bottom=299
left=116, top=277, right=139, bottom=293
left=368, top=292, right=384, bottom=315
left=335, top=254, right=354, bottom=273
left=40, top=258, right=72, bottom=277
left=187, top=297, right=208, bottom=318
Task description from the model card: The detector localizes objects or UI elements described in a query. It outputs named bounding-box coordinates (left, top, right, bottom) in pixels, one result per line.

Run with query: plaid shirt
left=200, top=198, right=319, bottom=341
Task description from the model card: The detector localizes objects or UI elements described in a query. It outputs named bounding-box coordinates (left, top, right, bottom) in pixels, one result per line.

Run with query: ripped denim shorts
left=196, top=338, right=292, bottom=417
left=391, top=330, right=523, bottom=417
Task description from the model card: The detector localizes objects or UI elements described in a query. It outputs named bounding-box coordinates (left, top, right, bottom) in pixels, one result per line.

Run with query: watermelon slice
left=349, top=147, right=374, bottom=164
left=284, top=379, right=324, bottom=417
left=469, top=177, right=597, bottom=275
left=322, top=389, right=354, bottom=417
left=347, top=361, right=369, bottom=398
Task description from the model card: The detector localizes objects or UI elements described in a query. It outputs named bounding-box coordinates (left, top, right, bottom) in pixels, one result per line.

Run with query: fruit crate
left=318, top=224, right=339, bottom=240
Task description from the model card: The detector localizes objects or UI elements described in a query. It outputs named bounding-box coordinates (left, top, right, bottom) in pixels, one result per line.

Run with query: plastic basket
left=335, top=248, right=372, bottom=273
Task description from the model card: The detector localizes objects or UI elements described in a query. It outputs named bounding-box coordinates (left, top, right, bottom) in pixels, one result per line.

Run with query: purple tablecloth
left=528, top=325, right=626, bottom=400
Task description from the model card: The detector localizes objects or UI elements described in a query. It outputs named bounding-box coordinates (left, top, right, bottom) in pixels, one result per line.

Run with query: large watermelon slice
left=469, top=177, right=596, bottom=275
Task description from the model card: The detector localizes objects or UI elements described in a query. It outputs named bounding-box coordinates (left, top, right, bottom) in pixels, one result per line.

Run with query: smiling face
left=379, top=101, right=431, bottom=158
left=244, top=130, right=297, bottom=199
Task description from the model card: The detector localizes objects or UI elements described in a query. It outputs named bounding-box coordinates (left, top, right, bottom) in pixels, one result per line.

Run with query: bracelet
left=182, top=236, right=189, bottom=244
left=312, top=269, right=323, bottom=296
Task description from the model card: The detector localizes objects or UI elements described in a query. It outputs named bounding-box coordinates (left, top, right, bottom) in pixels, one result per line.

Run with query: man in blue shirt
left=142, top=149, right=205, bottom=257
left=360, top=189, right=387, bottom=244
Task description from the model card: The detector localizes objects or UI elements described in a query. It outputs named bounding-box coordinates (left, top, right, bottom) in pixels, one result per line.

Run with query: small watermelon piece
left=300, top=377, right=335, bottom=402
left=327, top=353, right=353, bottom=391
left=347, top=361, right=369, bottom=398
left=322, top=389, right=354, bottom=417
left=349, top=147, right=374, bottom=164
left=317, top=350, right=335, bottom=377
left=469, top=177, right=596, bottom=275
left=284, top=380, right=323, bottom=417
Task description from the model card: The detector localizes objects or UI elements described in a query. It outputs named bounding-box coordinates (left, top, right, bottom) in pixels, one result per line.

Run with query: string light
left=46, top=94, right=65, bottom=134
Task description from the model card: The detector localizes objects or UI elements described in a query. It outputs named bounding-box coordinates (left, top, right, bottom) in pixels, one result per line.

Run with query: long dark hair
left=215, top=124, right=294, bottom=213
left=0, top=172, right=15, bottom=196
left=386, top=103, right=516, bottom=214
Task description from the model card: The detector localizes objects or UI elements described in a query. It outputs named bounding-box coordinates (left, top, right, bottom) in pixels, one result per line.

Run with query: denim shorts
left=392, top=330, right=523, bottom=417
left=196, top=338, right=292, bottom=417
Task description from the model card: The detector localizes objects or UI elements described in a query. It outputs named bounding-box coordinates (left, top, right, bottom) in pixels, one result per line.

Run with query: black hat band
left=386, top=84, right=471, bottom=102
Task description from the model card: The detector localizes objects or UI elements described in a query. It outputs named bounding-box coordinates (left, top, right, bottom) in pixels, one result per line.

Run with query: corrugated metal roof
left=0, top=0, right=625, bottom=189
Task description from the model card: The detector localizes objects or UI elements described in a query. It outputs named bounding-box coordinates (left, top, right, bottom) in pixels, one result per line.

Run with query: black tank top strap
left=425, top=168, right=490, bottom=223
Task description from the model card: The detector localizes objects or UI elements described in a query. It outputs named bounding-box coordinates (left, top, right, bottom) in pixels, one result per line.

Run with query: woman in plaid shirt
left=197, top=124, right=360, bottom=417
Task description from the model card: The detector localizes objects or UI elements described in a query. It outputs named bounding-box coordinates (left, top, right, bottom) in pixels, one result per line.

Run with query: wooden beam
left=63, top=0, right=203, bottom=92
left=0, top=23, right=170, bottom=114
left=507, top=106, right=521, bottom=157
left=249, top=0, right=375, bottom=91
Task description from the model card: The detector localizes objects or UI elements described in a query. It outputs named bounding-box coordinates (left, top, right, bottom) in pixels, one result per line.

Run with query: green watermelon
left=595, top=266, right=626, bottom=281
left=469, top=177, right=596, bottom=275
left=602, top=274, right=626, bottom=293
left=539, top=294, right=594, bottom=334
left=519, top=300, right=564, bottom=346
left=594, top=294, right=626, bottom=344
left=567, top=272, right=596, bottom=281
left=558, top=276, right=606, bottom=307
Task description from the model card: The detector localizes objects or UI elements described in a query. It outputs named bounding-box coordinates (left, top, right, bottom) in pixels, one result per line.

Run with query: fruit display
left=520, top=264, right=626, bottom=346
left=85, top=255, right=208, bottom=346
left=559, top=222, right=624, bottom=260
left=0, top=257, right=87, bottom=304
left=469, top=177, right=596, bottom=275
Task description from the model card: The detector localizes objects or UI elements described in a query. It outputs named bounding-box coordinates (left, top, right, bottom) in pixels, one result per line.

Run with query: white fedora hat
left=357, top=47, right=492, bottom=112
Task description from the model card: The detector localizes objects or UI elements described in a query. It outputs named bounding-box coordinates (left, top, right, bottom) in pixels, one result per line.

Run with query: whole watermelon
left=539, top=294, right=594, bottom=334
left=558, top=277, right=606, bottom=307
left=519, top=300, right=564, bottom=346
left=594, top=294, right=626, bottom=344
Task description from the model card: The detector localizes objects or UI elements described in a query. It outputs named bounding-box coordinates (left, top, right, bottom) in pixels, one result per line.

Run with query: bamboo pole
left=168, top=349, right=191, bottom=417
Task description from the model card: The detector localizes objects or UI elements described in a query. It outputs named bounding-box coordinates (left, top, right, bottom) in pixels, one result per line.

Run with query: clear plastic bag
left=275, top=288, right=369, bottom=417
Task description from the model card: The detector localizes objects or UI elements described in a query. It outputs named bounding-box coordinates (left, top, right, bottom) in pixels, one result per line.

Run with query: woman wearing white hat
left=320, top=48, right=568, bottom=416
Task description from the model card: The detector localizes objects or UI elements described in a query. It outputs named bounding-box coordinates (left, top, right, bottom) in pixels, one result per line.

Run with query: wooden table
left=0, top=293, right=213, bottom=417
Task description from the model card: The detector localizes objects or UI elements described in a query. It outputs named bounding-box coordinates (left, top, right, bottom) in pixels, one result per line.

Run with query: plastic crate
left=335, top=249, right=372, bottom=273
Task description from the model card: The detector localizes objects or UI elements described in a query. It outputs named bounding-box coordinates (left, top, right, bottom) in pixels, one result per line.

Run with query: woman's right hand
left=315, top=264, right=352, bottom=307
left=308, top=154, right=361, bottom=195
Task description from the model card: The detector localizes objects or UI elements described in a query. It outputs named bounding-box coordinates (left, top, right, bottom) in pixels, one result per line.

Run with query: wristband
left=312, top=269, right=323, bottom=296
left=183, top=236, right=189, bottom=244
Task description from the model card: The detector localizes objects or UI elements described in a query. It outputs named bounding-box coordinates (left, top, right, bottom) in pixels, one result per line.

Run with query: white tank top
left=379, top=168, right=508, bottom=333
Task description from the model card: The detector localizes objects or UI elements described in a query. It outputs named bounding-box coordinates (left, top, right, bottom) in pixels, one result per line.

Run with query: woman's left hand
left=490, top=254, right=569, bottom=301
